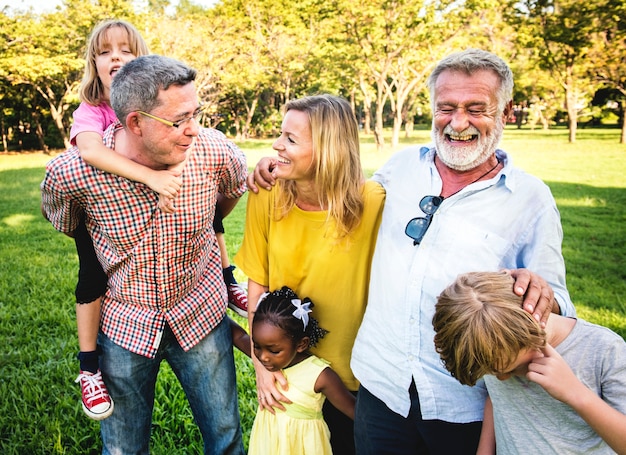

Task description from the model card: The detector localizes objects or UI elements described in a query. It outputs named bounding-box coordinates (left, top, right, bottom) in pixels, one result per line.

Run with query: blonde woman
left=235, top=94, right=385, bottom=454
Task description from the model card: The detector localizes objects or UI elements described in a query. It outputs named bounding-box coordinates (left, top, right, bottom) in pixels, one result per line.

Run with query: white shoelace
left=230, top=286, right=245, bottom=297
left=75, top=371, right=108, bottom=404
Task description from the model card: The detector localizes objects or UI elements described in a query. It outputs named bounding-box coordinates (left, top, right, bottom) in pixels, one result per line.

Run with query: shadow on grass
left=544, top=180, right=626, bottom=337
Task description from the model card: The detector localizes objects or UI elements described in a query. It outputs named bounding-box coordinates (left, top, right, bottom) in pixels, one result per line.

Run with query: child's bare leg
left=76, top=298, right=101, bottom=356
left=217, top=232, right=230, bottom=269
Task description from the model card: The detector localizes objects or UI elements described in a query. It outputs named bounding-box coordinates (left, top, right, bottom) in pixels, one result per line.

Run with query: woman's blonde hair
left=275, top=94, right=365, bottom=238
left=78, top=20, right=149, bottom=106
left=433, top=271, right=546, bottom=386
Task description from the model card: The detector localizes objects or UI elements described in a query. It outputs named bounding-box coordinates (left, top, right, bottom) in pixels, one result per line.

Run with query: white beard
left=432, top=121, right=504, bottom=171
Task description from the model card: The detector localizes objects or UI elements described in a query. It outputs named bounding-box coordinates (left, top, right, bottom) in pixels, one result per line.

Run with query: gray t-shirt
left=484, top=318, right=626, bottom=454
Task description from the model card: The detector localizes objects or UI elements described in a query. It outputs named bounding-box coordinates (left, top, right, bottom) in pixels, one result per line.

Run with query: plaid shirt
left=41, top=123, right=247, bottom=358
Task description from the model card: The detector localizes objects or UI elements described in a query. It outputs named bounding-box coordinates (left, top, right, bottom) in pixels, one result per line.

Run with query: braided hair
left=253, top=286, right=328, bottom=347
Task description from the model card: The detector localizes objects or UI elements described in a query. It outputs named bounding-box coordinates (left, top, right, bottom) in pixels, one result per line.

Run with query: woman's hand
left=253, top=357, right=290, bottom=413
left=247, top=278, right=291, bottom=413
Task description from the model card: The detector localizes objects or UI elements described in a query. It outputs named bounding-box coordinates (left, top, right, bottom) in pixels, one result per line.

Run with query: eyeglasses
left=136, top=107, right=203, bottom=128
left=405, top=195, right=444, bottom=245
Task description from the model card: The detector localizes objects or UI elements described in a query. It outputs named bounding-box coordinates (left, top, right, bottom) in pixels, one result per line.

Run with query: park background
left=1, top=0, right=626, bottom=152
left=1, top=0, right=625, bottom=453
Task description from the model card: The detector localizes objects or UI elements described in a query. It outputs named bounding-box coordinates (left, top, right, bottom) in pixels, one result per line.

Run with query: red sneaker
left=75, top=370, right=114, bottom=420
left=227, top=283, right=248, bottom=317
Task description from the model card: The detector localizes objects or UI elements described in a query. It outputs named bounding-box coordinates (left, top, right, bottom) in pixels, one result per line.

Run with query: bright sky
left=0, top=0, right=217, bottom=14
left=0, top=0, right=60, bottom=12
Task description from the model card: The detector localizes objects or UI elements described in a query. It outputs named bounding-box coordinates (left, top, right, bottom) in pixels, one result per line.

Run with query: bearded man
left=349, top=48, right=576, bottom=454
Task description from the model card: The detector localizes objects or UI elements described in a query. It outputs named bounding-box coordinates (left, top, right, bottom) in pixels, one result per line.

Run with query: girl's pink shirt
left=69, top=102, right=118, bottom=145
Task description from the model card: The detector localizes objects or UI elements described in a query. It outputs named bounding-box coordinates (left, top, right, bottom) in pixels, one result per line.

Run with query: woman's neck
left=294, top=181, right=325, bottom=211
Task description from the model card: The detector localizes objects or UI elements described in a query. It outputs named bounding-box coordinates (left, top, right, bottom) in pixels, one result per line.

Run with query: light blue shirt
left=351, top=145, right=575, bottom=422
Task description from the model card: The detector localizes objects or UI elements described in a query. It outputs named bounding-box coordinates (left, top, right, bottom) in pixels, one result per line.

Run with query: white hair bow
left=256, top=292, right=270, bottom=307
left=291, top=299, right=311, bottom=329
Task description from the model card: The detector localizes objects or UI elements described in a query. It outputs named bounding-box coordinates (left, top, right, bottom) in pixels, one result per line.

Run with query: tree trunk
left=374, top=84, right=385, bottom=152
left=405, top=118, right=414, bottom=138
left=233, top=111, right=242, bottom=142
left=1, top=116, right=7, bottom=152
left=36, top=84, right=71, bottom=149
left=565, top=79, right=577, bottom=143
left=32, top=111, right=49, bottom=154
left=242, top=96, right=259, bottom=141
left=358, top=75, right=373, bottom=135
left=363, top=104, right=372, bottom=135
left=567, top=110, right=577, bottom=143
left=284, top=76, right=291, bottom=104
left=391, top=110, right=402, bottom=148
left=619, top=100, right=626, bottom=144
left=374, top=107, right=385, bottom=152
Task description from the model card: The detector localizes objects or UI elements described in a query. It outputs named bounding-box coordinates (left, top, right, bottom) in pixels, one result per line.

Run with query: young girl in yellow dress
left=247, top=287, right=355, bottom=455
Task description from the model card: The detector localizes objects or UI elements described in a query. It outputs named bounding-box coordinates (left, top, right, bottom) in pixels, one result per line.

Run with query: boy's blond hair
left=433, top=271, right=546, bottom=386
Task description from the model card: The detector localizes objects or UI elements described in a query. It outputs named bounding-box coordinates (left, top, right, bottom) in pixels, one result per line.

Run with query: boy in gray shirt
left=433, top=271, right=626, bottom=454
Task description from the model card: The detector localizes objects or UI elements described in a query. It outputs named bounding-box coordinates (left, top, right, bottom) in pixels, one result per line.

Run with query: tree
left=335, top=0, right=465, bottom=150
left=588, top=0, right=626, bottom=143
left=0, top=13, right=82, bottom=150
left=514, top=0, right=600, bottom=142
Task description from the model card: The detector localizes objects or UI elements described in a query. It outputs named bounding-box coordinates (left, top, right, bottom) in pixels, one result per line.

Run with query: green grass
left=1, top=127, right=625, bottom=453
left=499, top=127, right=626, bottom=332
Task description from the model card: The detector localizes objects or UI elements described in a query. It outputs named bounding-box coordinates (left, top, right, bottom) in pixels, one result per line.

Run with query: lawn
left=0, top=126, right=624, bottom=454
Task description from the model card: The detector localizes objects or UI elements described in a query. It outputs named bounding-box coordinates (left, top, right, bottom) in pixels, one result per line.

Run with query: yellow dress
left=247, top=356, right=332, bottom=455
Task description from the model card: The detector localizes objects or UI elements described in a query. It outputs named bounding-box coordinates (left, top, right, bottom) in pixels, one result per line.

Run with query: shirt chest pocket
left=431, top=210, right=511, bottom=270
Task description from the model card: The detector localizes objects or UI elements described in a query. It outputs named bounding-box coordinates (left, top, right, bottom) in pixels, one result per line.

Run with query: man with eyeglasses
left=41, top=55, right=247, bottom=454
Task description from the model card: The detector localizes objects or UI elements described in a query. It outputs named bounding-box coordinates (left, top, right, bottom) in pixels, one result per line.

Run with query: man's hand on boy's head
left=507, top=268, right=555, bottom=328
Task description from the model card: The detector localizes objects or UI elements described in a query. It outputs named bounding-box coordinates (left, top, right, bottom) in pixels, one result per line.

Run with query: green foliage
left=2, top=0, right=626, bottom=147
left=509, top=0, right=626, bottom=141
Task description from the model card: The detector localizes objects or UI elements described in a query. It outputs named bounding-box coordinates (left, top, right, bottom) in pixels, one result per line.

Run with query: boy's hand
left=526, top=344, right=580, bottom=404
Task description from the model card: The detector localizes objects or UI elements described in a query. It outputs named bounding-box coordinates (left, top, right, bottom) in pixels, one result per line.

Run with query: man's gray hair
left=110, top=54, right=197, bottom=122
left=427, top=48, right=513, bottom=113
